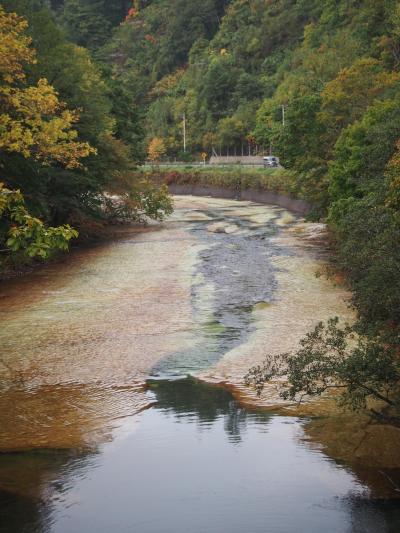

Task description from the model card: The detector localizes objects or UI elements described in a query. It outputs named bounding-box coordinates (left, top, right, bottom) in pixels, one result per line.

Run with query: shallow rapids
left=0, top=196, right=351, bottom=449
left=0, top=196, right=399, bottom=532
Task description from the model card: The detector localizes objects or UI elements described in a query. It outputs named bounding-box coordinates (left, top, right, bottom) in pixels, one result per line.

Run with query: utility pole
left=282, top=105, right=285, bottom=127
left=183, top=113, right=186, bottom=153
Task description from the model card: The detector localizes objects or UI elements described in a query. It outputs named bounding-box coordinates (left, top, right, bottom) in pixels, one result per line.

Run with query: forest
left=1, top=1, right=399, bottom=420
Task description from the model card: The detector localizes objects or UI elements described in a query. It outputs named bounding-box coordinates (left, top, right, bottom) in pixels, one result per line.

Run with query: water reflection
left=0, top=383, right=149, bottom=451
left=1, top=378, right=399, bottom=533
left=0, top=450, right=90, bottom=533
left=0, top=488, right=51, bottom=533
left=346, top=496, right=400, bottom=533
left=148, top=377, right=271, bottom=443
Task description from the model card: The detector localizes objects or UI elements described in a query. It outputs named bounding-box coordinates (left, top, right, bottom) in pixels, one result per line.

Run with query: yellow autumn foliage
left=0, top=8, right=34, bottom=83
left=320, top=58, right=400, bottom=130
left=0, top=7, right=95, bottom=169
left=386, top=140, right=400, bottom=209
left=148, top=137, right=166, bottom=162
left=149, top=68, right=186, bottom=99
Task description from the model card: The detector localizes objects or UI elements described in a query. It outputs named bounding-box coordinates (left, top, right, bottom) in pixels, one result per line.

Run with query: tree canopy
left=0, top=1, right=172, bottom=268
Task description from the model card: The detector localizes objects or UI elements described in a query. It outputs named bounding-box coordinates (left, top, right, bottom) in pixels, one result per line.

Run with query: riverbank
left=137, top=165, right=313, bottom=215
left=0, top=220, right=155, bottom=283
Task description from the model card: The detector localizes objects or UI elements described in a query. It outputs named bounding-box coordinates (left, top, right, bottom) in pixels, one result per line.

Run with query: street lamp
left=182, top=113, right=186, bottom=153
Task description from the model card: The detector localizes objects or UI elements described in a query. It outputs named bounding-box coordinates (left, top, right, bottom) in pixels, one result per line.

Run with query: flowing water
left=0, top=196, right=399, bottom=532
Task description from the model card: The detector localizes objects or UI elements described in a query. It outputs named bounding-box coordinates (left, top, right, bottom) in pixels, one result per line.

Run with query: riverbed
left=0, top=196, right=399, bottom=532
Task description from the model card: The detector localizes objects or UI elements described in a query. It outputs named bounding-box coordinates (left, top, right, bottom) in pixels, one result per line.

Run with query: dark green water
left=1, top=378, right=400, bottom=533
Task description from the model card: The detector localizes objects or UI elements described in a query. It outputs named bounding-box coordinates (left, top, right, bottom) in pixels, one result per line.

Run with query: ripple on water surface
left=0, top=197, right=293, bottom=448
left=1, top=196, right=398, bottom=532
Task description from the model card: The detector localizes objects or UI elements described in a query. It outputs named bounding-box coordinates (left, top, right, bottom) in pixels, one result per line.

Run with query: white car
left=263, top=156, right=279, bottom=168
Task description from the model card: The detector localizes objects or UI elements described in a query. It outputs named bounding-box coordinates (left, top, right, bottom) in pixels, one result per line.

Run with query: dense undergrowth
left=138, top=166, right=301, bottom=197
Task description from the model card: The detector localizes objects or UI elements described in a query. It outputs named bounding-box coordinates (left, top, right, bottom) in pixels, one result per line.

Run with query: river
left=0, top=196, right=399, bottom=532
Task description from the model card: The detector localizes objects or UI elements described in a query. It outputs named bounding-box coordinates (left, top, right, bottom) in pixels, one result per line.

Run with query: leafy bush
left=245, top=318, right=400, bottom=426
left=328, top=195, right=400, bottom=332
left=142, top=167, right=300, bottom=197
left=0, top=183, right=78, bottom=264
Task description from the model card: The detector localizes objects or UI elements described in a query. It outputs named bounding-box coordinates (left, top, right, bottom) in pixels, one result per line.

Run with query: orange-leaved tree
left=147, top=137, right=166, bottom=163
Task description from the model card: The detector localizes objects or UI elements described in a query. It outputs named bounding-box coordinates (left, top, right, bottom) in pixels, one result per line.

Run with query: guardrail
left=143, top=162, right=265, bottom=168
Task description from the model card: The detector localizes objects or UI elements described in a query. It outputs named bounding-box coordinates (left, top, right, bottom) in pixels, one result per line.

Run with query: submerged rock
left=207, top=222, right=238, bottom=234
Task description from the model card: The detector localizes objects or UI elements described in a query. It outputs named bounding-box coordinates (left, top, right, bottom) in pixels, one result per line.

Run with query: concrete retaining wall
left=209, top=156, right=264, bottom=165
left=168, top=183, right=311, bottom=216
